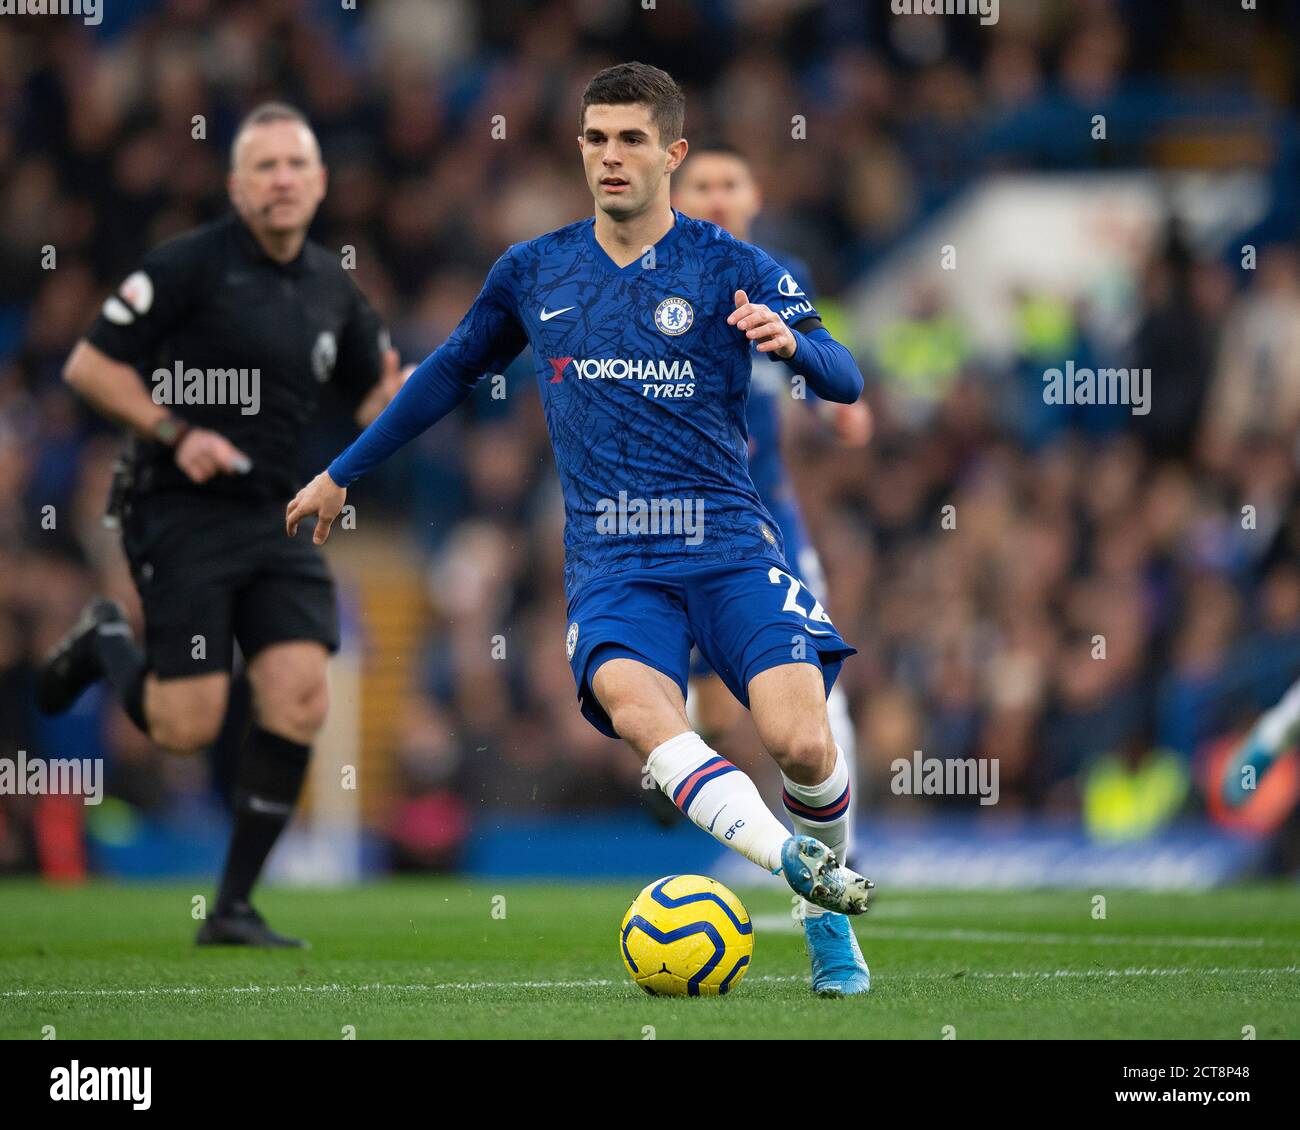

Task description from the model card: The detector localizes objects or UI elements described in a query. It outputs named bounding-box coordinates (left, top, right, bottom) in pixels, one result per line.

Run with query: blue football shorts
left=565, top=557, right=856, bottom=739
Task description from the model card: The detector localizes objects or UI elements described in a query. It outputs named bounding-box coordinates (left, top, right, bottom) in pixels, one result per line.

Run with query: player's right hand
left=286, top=470, right=347, bottom=544
left=174, top=428, right=253, bottom=483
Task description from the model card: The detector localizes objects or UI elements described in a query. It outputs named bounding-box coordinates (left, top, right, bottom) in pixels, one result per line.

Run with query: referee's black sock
left=215, top=728, right=312, bottom=916
left=91, top=625, right=147, bottom=733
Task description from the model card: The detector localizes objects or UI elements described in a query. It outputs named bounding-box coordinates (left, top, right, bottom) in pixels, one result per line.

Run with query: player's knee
left=771, top=730, right=835, bottom=784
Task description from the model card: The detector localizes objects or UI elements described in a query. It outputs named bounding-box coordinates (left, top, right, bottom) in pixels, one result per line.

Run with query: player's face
left=228, top=121, right=327, bottom=237
left=579, top=103, right=685, bottom=220
left=673, top=152, right=760, bottom=239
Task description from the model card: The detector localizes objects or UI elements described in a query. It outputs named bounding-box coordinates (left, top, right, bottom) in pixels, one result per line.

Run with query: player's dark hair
left=581, top=62, right=685, bottom=147
left=230, top=101, right=316, bottom=166
left=681, top=139, right=751, bottom=175
left=686, top=139, right=747, bottom=163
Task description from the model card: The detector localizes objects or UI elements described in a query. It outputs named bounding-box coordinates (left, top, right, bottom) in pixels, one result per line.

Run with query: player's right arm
left=69, top=238, right=250, bottom=483
left=287, top=249, right=527, bottom=544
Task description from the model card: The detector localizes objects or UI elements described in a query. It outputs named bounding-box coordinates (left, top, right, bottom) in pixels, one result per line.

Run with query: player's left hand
left=728, top=290, right=797, bottom=359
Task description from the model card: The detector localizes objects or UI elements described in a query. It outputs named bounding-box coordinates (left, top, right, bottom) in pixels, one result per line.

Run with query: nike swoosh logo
left=804, top=627, right=834, bottom=636
left=709, top=804, right=728, bottom=832
left=246, top=795, right=294, bottom=817
left=539, top=306, right=575, bottom=321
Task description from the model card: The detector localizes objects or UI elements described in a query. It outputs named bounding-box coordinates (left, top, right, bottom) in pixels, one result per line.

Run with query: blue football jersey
left=446, top=211, right=820, bottom=594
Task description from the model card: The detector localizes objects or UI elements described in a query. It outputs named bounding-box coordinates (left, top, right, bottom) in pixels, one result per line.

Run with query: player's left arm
left=288, top=248, right=527, bottom=543
left=729, top=250, right=864, bottom=404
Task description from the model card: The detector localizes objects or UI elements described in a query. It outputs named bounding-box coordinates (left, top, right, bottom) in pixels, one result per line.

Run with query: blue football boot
left=780, top=835, right=873, bottom=915
left=803, top=912, right=871, bottom=996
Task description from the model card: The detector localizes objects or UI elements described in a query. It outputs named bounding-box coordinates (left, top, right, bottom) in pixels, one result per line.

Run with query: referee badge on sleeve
left=103, top=270, right=154, bottom=325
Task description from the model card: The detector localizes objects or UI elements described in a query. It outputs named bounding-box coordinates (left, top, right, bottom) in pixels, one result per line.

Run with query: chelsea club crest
left=654, top=296, right=693, bottom=336
left=566, top=622, right=580, bottom=660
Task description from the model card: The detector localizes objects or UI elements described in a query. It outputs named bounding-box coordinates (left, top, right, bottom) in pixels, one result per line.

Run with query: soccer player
left=672, top=142, right=869, bottom=886
left=287, top=63, right=874, bottom=994
left=1221, top=678, right=1300, bottom=807
left=37, top=103, right=405, bottom=947
left=1220, top=498, right=1300, bottom=811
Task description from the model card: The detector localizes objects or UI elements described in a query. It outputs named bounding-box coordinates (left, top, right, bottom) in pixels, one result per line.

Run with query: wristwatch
left=152, top=415, right=191, bottom=448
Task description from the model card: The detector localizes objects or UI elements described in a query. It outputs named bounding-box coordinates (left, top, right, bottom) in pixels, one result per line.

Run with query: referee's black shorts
left=121, top=489, right=339, bottom=679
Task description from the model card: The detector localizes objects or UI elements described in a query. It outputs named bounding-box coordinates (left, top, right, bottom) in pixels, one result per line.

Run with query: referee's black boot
left=35, top=597, right=127, bottom=715
left=196, top=902, right=307, bottom=948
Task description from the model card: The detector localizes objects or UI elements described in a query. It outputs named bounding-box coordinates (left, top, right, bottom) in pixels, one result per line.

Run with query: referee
left=37, top=103, right=404, bottom=946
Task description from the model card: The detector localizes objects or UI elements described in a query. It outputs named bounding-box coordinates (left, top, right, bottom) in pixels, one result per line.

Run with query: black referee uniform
left=39, top=210, right=387, bottom=946
left=87, top=212, right=385, bottom=675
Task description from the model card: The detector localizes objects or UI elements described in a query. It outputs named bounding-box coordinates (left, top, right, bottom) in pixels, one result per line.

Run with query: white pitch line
left=3, top=967, right=1298, bottom=1000
left=861, top=926, right=1287, bottom=949
left=748, top=915, right=1290, bottom=949
left=913, top=966, right=1300, bottom=980
left=0, top=979, right=619, bottom=999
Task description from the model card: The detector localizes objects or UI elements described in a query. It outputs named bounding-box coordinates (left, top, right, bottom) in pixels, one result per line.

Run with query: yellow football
left=619, top=874, right=754, bottom=997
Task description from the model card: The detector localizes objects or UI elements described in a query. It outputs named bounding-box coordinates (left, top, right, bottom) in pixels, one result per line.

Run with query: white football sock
left=646, top=730, right=790, bottom=874
left=781, top=744, right=852, bottom=918
left=1257, top=675, right=1300, bottom=749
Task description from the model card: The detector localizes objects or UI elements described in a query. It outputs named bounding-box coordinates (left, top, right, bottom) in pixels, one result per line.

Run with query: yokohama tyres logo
left=546, top=357, right=696, bottom=383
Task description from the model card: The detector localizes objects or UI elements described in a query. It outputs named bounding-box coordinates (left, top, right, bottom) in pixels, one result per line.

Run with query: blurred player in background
left=288, top=62, right=874, bottom=994
left=1220, top=489, right=1300, bottom=813
left=673, top=142, right=870, bottom=859
left=36, top=104, right=405, bottom=947
left=1222, top=679, right=1300, bottom=807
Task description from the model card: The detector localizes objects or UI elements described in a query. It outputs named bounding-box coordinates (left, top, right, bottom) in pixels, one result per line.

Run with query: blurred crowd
left=4, top=0, right=1300, bottom=872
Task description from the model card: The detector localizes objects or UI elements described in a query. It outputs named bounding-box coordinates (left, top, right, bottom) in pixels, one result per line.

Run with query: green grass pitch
left=1, top=879, right=1298, bottom=1039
